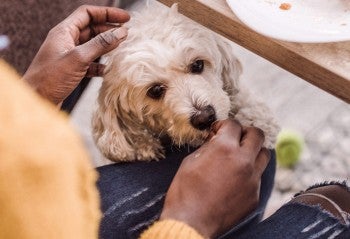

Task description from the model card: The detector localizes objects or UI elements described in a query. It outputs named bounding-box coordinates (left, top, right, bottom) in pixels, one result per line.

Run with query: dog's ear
left=92, top=84, right=164, bottom=162
left=92, top=93, right=136, bottom=162
left=217, top=39, right=242, bottom=96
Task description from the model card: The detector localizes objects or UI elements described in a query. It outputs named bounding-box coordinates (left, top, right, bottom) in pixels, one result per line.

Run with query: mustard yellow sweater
left=0, top=60, right=204, bottom=239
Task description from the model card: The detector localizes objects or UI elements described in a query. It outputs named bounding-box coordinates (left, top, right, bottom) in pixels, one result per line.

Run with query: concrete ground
left=70, top=38, right=350, bottom=217
left=230, top=44, right=350, bottom=217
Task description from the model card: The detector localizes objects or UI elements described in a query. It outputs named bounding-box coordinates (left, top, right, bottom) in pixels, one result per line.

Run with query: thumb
left=74, top=27, right=128, bottom=63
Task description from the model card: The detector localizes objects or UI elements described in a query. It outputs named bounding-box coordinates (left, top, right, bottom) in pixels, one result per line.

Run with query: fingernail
left=113, top=27, right=128, bottom=41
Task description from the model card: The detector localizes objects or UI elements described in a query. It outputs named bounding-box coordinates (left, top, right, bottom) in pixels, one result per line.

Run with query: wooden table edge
left=157, top=0, right=350, bottom=103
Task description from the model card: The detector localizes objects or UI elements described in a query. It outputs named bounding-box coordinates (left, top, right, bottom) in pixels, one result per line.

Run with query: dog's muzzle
left=190, top=105, right=216, bottom=131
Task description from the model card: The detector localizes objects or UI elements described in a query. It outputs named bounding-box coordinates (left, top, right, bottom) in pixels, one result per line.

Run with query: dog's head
left=92, top=3, right=242, bottom=161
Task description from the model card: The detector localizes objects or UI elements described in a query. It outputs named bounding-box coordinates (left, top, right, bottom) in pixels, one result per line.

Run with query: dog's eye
left=190, top=60, right=204, bottom=74
left=147, top=84, right=166, bottom=100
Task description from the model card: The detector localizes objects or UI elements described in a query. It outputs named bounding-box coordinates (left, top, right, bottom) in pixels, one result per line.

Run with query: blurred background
left=1, top=0, right=349, bottom=217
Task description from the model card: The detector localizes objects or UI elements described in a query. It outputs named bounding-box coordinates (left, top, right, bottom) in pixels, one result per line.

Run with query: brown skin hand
left=23, top=5, right=130, bottom=105
left=161, top=119, right=270, bottom=238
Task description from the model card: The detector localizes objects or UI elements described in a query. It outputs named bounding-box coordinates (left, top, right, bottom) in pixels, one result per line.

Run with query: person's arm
left=141, top=120, right=270, bottom=239
left=22, top=5, right=130, bottom=105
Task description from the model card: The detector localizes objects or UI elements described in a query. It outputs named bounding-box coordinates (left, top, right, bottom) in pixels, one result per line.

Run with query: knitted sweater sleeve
left=0, top=59, right=101, bottom=239
left=140, top=219, right=205, bottom=239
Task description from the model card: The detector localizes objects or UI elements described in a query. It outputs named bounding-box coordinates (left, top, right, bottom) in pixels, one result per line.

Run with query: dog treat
left=279, top=3, right=292, bottom=10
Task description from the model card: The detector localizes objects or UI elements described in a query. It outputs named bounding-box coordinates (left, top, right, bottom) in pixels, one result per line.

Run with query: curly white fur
left=92, top=1, right=280, bottom=162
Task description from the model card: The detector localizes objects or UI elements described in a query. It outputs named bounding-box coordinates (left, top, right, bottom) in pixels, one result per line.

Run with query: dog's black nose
left=190, top=105, right=216, bottom=131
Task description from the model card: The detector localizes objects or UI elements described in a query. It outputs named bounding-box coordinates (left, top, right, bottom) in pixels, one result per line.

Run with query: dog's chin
left=166, top=127, right=210, bottom=147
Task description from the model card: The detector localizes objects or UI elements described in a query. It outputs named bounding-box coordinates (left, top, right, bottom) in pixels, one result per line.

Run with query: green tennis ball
left=276, top=129, right=304, bottom=168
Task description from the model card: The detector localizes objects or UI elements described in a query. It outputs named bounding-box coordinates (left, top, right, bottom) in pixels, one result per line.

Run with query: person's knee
left=291, top=182, right=350, bottom=224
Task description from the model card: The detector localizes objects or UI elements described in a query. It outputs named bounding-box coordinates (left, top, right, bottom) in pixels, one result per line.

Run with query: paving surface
left=71, top=38, right=350, bottom=218
left=232, top=44, right=350, bottom=217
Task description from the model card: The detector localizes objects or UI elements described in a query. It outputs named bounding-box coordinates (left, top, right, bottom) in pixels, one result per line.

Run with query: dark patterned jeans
left=96, top=147, right=350, bottom=239
left=96, top=146, right=275, bottom=239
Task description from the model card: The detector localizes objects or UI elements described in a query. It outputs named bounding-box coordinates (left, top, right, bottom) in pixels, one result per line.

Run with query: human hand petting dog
left=161, top=119, right=270, bottom=239
left=23, top=5, right=130, bottom=105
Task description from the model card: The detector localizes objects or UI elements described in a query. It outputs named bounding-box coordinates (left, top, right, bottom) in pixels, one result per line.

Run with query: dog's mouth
left=154, top=105, right=218, bottom=147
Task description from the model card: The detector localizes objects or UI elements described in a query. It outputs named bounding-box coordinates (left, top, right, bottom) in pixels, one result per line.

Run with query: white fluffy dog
left=92, top=2, right=280, bottom=162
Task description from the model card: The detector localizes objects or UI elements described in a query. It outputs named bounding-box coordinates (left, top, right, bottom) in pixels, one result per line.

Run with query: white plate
left=226, top=0, right=350, bottom=43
